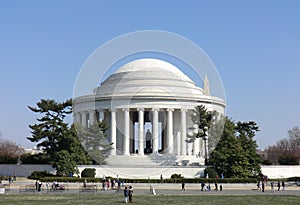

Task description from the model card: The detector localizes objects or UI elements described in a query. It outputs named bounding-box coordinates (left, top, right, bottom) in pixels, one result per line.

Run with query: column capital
left=137, top=108, right=144, bottom=112
left=152, top=108, right=160, bottom=112
left=167, top=108, right=174, bottom=112
left=180, top=108, right=188, bottom=112
left=122, top=108, right=130, bottom=112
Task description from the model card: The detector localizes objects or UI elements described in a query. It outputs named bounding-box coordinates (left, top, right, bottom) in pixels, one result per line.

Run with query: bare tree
left=265, top=126, right=300, bottom=165
left=0, top=137, right=25, bottom=164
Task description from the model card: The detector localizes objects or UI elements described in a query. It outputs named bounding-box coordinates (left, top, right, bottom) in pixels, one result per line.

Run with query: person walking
left=282, top=181, right=285, bottom=191
left=214, top=181, right=218, bottom=191
left=181, top=181, right=185, bottom=192
left=128, top=186, right=133, bottom=203
left=116, top=180, right=121, bottom=193
left=124, top=187, right=129, bottom=204
left=262, top=182, right=265, bottom=192
left=277, top=181, right=281, bottom=191
left=270, top=181, right=274, bottom=193
left=37, top=180, right=42, bottom=192
left=257, top=181, right=261, bottom=190
left=201, top=181, right=205, bottom=191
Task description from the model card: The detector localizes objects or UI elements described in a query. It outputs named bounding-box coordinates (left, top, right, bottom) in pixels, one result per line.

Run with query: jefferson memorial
left=73, top=58, right=225, bottom=178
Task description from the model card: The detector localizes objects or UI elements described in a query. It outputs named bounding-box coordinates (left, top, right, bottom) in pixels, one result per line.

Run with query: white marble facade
left=73, top=59, right=225, bottom=166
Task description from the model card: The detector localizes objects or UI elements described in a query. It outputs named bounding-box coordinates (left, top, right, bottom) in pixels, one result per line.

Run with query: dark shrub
left=20, top=153, right=49, bottom=164
left=278, top=156, right=299, bottom=165
left=261, top=159, right=272, bottom=165
left=204, top=167, right=218, bottom=178
left=28, top=171, right=54, bottom=180
left=81, top=168, right=96, bottom=178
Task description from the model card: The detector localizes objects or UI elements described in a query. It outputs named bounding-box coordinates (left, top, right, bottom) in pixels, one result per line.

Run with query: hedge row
left=39, top=177, right=259, bottom=184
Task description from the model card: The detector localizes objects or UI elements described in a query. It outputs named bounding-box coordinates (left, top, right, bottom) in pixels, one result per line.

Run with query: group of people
left=257, top=180, right=285, bottom=192
left=180, top=181, right=222, bottom=192
left=200, top=181, right=222, bottom=192
left=123, top=186, right=134, bottom=203
left=35, top=180, right=43, bottom=192
left=97, top=178, right=124, bottom=191
left=84, top=175, right=134, bottom=203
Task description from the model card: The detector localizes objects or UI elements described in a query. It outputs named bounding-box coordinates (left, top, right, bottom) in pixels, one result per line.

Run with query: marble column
left=180, top=109, right=187, bottom=156
left=81, top=111, right=87, bottom=127
left=138, top=108, right=144, bottom=156
left=73, top=112, right=79, bottom=124
left=98, top=109, right=104, bottom=122
left=167, top=109, right=174, bottom=154
left=123, top=108, right=130, bottom=155
left=204, top=136, right=209, bottom=160
left=152, top=108, right=159, bottom=154
left=110, top=110, right=116, bottom=155
left=176, top=131, right=181, bottom=156
left=193, top=138, right=200, bottom=157
left=89, top=110, right=95, bottom=126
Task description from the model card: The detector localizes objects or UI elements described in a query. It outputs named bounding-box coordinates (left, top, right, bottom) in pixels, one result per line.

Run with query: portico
left=74, top=107, right=195, bottom=157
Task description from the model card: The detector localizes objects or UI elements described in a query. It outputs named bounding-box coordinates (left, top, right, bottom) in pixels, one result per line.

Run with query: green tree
left=75, top=122, right=112, bottom=165
left=210, top=118, right=245, bottom=178
left=209, top=118, right=261, bottom=178
left=61, top=124, right=93, bottom=165
left=28, top=99, right=93, bottom=175
left=187, top=105, right=213, bottom=142
left=53, top=150, right=78, bottom=176
left=28, top=99, right=72, bottom=162
left=236, top=121, right=261, bottom=178
left=208, top=114, right=225, bottom=154
left=187, top=105, right=223, bottom=163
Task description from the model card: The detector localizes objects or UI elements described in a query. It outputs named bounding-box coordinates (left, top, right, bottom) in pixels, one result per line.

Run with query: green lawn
left=0, top=194, right=299, bottom=205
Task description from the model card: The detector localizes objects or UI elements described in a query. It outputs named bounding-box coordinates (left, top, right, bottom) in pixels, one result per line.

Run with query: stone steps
left=106, top=154, right=204, bottom=166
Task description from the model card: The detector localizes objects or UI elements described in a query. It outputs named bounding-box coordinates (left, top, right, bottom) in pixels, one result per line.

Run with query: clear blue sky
left=0, top=1, right=299, bottom=149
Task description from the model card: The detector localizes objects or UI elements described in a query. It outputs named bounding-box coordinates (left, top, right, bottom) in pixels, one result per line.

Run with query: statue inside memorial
left=144, top=129, right=153, bottom=154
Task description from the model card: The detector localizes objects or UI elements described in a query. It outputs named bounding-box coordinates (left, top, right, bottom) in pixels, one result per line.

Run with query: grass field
left=0, top=194, right=299, bottom=205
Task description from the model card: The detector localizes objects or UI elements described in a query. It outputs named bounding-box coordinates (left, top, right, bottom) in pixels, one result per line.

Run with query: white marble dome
left=95, top=58, right=204, bottom=101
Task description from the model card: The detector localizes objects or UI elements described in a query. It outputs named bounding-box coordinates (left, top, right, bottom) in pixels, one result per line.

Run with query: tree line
left=262, top=126, right=300, bottom=165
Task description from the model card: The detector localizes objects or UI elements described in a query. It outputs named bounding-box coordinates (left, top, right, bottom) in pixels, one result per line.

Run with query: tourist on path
left=128, top=186, right=133, bottom=203
left=257, top=181, right=261, bottom=190
left=116, top=180, right=121, bottom=193
left=270, top=181, right=274, bottom=193
left=181, top=181, right=185, bottom=192
left=282, top=181, right=285, bottom=191
left=214, top=182, right=218, bottom=191
left=277, top=181, right=281, bottom=191
left=124, top=186, right=129, bottom=204
left=201, top=182, right=205, bottom=191
left=262, top=182, right=265, bottom=192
